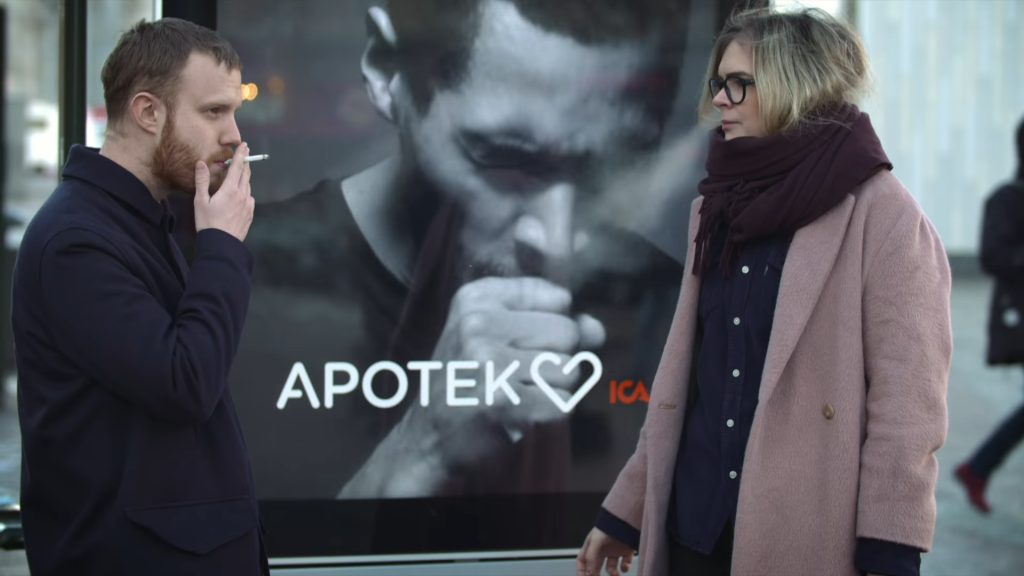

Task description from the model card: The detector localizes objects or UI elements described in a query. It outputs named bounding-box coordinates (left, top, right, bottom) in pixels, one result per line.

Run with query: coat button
left=823, top=403, right=835, bottom=420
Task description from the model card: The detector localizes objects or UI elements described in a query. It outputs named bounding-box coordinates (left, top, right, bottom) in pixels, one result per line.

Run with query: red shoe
left=954, top=462, right=991, bottom=514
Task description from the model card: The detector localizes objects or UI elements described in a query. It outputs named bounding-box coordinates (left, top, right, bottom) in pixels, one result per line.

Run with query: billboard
left=212, top=0, right=728, bottom=563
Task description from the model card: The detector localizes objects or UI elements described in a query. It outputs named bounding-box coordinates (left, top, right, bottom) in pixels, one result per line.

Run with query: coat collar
left=61, top=144, right=169, bottom=228
left=683, top=194, right=856, bottom=404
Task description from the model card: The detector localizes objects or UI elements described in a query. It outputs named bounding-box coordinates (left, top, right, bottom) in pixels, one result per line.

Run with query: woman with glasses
left=577, top=7, right=950, bottom=576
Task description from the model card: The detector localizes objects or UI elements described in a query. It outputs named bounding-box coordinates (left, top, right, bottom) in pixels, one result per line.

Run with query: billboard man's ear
left=361, top=6, right=401, bottom=123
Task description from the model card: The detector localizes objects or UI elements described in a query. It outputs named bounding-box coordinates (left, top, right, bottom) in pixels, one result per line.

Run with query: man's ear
left=128, top=92, right=162, bottom=136
left=361, top=6, right=401, bottom=123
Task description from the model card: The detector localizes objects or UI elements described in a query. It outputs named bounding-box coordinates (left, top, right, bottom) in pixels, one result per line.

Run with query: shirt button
left=823, top=403, right=835, bottom=420
left=742, top=266, right=750, bottom=274
left=733, top=317, right=741, bottom=326
left=729, top=471, right=738, bottom=479
left=732, top=369, right=740, bottom=377
left=726, top=419, right=735, bottom=427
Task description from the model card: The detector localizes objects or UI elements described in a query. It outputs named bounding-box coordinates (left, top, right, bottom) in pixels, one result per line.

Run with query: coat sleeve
left=857, top=197, right=952, bottom=551
left=979, top=185, right=1024, bottom=280
left=598, top=197, right=704, bottom=542
left=600, top=422, right=649, bottom=534
left=38, top=227, right=254, bottom=424
left=599, top=197, right=703, bottom=543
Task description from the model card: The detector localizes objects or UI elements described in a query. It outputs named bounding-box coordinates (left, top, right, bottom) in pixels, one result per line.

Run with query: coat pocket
left=124, top=495, right=257, bottom=555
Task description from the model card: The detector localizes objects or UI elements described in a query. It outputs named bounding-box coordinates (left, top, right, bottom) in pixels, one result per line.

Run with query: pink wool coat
left=603, top=170, right=952, bottom=575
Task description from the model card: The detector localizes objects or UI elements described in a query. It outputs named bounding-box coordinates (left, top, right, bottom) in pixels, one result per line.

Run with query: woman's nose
left=713, top=88, right=731, bottom=108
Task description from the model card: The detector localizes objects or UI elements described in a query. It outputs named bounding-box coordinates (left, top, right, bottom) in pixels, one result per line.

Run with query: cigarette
left=224, top=154, right=269, bottom=165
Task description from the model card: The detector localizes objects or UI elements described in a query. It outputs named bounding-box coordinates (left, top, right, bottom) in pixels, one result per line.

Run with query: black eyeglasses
left=708, top=76, right=756, bottom=105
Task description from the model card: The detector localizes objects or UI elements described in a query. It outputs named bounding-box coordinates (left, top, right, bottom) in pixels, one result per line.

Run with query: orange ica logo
left=609, top=380, right=650, bottom=404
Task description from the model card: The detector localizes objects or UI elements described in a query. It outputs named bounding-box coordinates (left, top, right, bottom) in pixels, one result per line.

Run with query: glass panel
left=0, top=2, right=153, bottom=574
left=1, top=2, right=64, bottom=573
left=2, top=0, right=61, bottom=234
left=86, top=0, right=158, bottom=148
left=216, top=0, right=721, bottom=561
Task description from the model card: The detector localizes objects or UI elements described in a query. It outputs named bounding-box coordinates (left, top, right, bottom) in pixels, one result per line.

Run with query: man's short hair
left=386, top=0, right=692, bottom=114
left=101, top=17, right=241, bottom=132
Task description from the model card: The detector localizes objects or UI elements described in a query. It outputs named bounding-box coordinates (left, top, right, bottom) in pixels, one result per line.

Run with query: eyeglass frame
left=708, top=75, right=756, bottom=105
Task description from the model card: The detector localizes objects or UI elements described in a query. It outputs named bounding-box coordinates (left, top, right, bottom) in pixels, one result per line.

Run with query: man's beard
left=151, top=112, right=230, bottom=195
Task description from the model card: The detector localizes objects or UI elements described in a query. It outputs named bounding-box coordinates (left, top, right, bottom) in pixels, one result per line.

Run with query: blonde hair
left=697, top=7, right=871, bottom=135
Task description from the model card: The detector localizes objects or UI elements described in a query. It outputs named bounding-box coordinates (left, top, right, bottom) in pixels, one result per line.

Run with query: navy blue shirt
left=596, top=229, right=922, bottom=576
left=12, top=145, right=267, bottom=575
left=669, top=230, right=791, bottom=551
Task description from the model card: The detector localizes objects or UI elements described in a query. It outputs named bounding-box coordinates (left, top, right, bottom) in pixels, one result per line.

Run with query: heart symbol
left=529, top=352, right=604, bottom=413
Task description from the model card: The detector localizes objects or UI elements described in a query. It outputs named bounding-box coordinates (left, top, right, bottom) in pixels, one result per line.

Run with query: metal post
left=58, top=0, right=87, bottom=170
left=161, top=0, right=218, bottom=30
left=844, top=0, right=859, bottom=26
left=0, top=5, right=8, bottom=399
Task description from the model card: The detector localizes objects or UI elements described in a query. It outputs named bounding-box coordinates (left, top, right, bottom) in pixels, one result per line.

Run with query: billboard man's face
left=365, top=1, right=674, bottom=287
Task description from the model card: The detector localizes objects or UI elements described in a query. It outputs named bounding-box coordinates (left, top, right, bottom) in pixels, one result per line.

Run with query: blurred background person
left=954, top=116, right=1024, bottom=514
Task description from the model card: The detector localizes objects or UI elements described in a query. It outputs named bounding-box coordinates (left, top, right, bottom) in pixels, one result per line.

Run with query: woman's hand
left=576, top=527, right=635, bottom=576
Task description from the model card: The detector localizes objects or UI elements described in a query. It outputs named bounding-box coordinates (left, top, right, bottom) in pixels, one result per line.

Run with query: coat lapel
left=758, top=195, right=856, bottom=403
left=643, top=199, right=703, bottom=547
left=653, top=198, right=704, bottom=410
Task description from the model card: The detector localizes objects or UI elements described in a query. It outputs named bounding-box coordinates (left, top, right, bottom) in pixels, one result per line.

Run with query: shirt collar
left=61, top=144, right=169, bottom=227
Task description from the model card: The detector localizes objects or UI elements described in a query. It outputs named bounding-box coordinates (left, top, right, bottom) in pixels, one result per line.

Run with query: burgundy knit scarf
left=692, top=103, right=891, bottom=276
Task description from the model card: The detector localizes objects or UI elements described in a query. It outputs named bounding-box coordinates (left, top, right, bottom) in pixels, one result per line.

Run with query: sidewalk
left=0, top=278, right=1021, bottom=575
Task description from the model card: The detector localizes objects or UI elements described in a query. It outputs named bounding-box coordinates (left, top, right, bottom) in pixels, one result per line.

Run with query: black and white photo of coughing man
left=230, top=0, right=708, bottom=500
